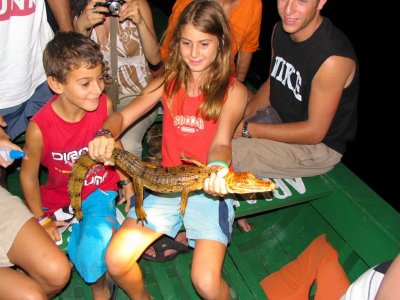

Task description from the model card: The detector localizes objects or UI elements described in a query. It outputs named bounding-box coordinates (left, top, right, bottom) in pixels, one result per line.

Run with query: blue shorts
left=127, top=190, right=235, bottom=247
left=68, top=189, right=119, bottom=283
left=0, top=81, right=52, bottom=140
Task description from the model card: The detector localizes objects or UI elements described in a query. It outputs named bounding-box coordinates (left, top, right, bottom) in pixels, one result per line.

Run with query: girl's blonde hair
left=164, top=0, right=232, bottom=121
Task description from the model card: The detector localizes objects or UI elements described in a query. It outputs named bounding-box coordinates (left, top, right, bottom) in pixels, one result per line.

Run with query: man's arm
left=235, top=56, right=356, bottom=143
left=47, top=0, right=74, bottom=31
left=244, top=77, right=271, bottom=119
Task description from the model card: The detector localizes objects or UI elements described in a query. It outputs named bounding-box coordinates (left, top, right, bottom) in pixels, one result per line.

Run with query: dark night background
left=150, top=0, right=398, bottom=213
left=49, top=1, right=397, bottom=212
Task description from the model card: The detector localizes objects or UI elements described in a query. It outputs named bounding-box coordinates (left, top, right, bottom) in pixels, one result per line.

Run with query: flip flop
left=142, top=236, right=191, bottom=263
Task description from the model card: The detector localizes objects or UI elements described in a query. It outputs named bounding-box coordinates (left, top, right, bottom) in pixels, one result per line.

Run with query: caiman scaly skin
left=69, top=148, right=275, bottom=222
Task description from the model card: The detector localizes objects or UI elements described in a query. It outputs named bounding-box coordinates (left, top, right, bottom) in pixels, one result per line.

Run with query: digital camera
left=94, top=0, right=125, bottom=16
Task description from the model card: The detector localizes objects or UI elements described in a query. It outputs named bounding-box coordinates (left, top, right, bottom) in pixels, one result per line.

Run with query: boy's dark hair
left=43, top=31, right=104, bottom=83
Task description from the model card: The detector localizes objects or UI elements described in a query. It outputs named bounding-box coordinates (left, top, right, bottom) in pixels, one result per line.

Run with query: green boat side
left=7, top=159, right=400, bottom=299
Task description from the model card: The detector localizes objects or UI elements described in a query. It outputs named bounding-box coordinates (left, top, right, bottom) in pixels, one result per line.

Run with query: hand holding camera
left=93, top=0, right=126, bottom=16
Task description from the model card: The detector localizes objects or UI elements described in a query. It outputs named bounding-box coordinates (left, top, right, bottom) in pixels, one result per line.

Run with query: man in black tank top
left=232, top=0, right=358, bottom=179
left=231, top=0, right=358, bottom=232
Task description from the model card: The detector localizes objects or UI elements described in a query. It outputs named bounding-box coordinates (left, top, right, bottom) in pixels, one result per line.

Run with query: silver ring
left=92, top=7, right=98, bottom=13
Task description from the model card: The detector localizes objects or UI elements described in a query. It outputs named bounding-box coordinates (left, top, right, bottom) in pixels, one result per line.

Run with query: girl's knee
left=191, top=270, right=220, bottom=298
left=105, top=248, right=137, bottom=277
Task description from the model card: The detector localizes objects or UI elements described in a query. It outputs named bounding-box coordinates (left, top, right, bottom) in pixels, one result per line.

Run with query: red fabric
left=160, top=0, right=262, bottom=72
left=31, top=94, right=119, bottom=215
left=260, top=234, right=350, bottom=300
left=160, top=85, right=218, bottom=167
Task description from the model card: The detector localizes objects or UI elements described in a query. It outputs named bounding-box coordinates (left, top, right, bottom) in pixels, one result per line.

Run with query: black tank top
left=270, top=18, right=359, bottom=154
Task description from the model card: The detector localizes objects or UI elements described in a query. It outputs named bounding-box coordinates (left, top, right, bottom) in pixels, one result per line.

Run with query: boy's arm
left=21, top=122, right=66, bottom=242
left=20, top=122, right=45, bottom=218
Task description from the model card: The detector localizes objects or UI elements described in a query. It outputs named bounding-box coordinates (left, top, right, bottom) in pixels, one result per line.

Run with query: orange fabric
left=160, top=0, right=262, bottom=72
left=260, top=234, right=350, bottom=300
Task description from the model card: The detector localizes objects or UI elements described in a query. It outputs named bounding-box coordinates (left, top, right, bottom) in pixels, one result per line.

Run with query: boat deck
left=7, top=157, right=400, bottom=299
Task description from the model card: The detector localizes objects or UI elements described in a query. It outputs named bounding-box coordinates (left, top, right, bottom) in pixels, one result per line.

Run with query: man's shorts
left=0, top=81, right=52, bottom=140
left=127, top=190, right=235, bottom=247
left=0, top=187, right=32, bottom=267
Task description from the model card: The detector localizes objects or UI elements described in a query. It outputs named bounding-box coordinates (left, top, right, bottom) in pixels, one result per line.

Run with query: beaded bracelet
left=207, top=160, right=229, bottom=169
left=36, top=214, right=52, bottom=226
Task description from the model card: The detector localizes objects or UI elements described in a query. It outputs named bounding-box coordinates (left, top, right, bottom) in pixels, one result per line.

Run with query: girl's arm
left=204, top=80, right=247, bottom=196
left=105, top=95, right=135, bottom=211
left=89, top=76, right=164, bottom=162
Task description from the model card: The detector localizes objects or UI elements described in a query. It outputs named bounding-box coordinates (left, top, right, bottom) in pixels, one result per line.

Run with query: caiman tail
left=69, top=148, right=275, bottom=222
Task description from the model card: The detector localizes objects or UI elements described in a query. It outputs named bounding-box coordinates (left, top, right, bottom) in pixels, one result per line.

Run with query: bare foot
left=237, top=218, right=252, bottom=232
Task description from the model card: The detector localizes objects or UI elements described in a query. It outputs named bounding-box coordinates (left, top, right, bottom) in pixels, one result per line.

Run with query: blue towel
left=68, top=189, right=119, bottom=283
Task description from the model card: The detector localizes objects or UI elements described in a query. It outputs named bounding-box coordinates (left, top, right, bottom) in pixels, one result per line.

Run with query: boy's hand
left=43, top=220, right=69, bottom=243
left=118, top=183, right=134, bottom=213
left=88, top=135, right=116, bottom=165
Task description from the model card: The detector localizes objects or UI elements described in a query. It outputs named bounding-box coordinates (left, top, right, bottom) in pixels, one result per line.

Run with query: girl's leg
left=105, top=217, right=162, bottom=300
left=191, top=239, right=230, bottom=300
left=7, top=218, right=71, bottom=298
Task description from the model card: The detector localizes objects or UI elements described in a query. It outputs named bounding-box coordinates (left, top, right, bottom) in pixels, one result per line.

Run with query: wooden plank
left=234, top=175, right=333, bottom=218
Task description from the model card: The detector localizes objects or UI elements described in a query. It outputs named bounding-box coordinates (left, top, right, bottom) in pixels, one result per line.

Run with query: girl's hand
left=88, top=135, right=116, bottom=165
left=75, top=0, right=107, bottom=35
left=203, top=165, right=229, bottom=197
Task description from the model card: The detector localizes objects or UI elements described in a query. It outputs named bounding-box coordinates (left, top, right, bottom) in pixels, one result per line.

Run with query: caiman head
left=225, top=172, right=275, bottom=194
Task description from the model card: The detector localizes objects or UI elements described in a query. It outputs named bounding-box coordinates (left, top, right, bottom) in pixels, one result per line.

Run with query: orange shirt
left=160, top=0, right=262, bottom=72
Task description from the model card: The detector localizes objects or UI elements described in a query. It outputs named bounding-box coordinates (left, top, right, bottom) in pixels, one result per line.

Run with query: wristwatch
left=241, top=121, right=251, bottom=138
left=118, top=178, right=132, bottom=186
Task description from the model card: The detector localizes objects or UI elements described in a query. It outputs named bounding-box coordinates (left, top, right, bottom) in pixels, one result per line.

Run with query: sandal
left=142, top=236, right=191, bottom=263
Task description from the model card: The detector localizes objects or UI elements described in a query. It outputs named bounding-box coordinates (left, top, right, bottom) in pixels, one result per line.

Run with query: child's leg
left=91, top=274, right=108, bottom=300
left=106, top=217, right=161, bottom=299
left=191, top=239, right=230, bottom=300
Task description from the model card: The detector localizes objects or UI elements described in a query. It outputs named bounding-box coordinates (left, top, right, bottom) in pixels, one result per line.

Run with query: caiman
left=69, top=148, right=275, bottom=222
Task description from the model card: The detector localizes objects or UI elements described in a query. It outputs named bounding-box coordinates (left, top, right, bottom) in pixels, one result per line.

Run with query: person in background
left=88, top=1, right=247, bottom=298
left=160, top=0, right=262, bottom=84
left=0, top=0, right=73, bottom=188
left=73, top=0, right=162, bottom=158
left=0, top=118, right=71, bottom=299
left=20, top=32, right=134, bottom=299
left=232, top=0, right=359, bottom=231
